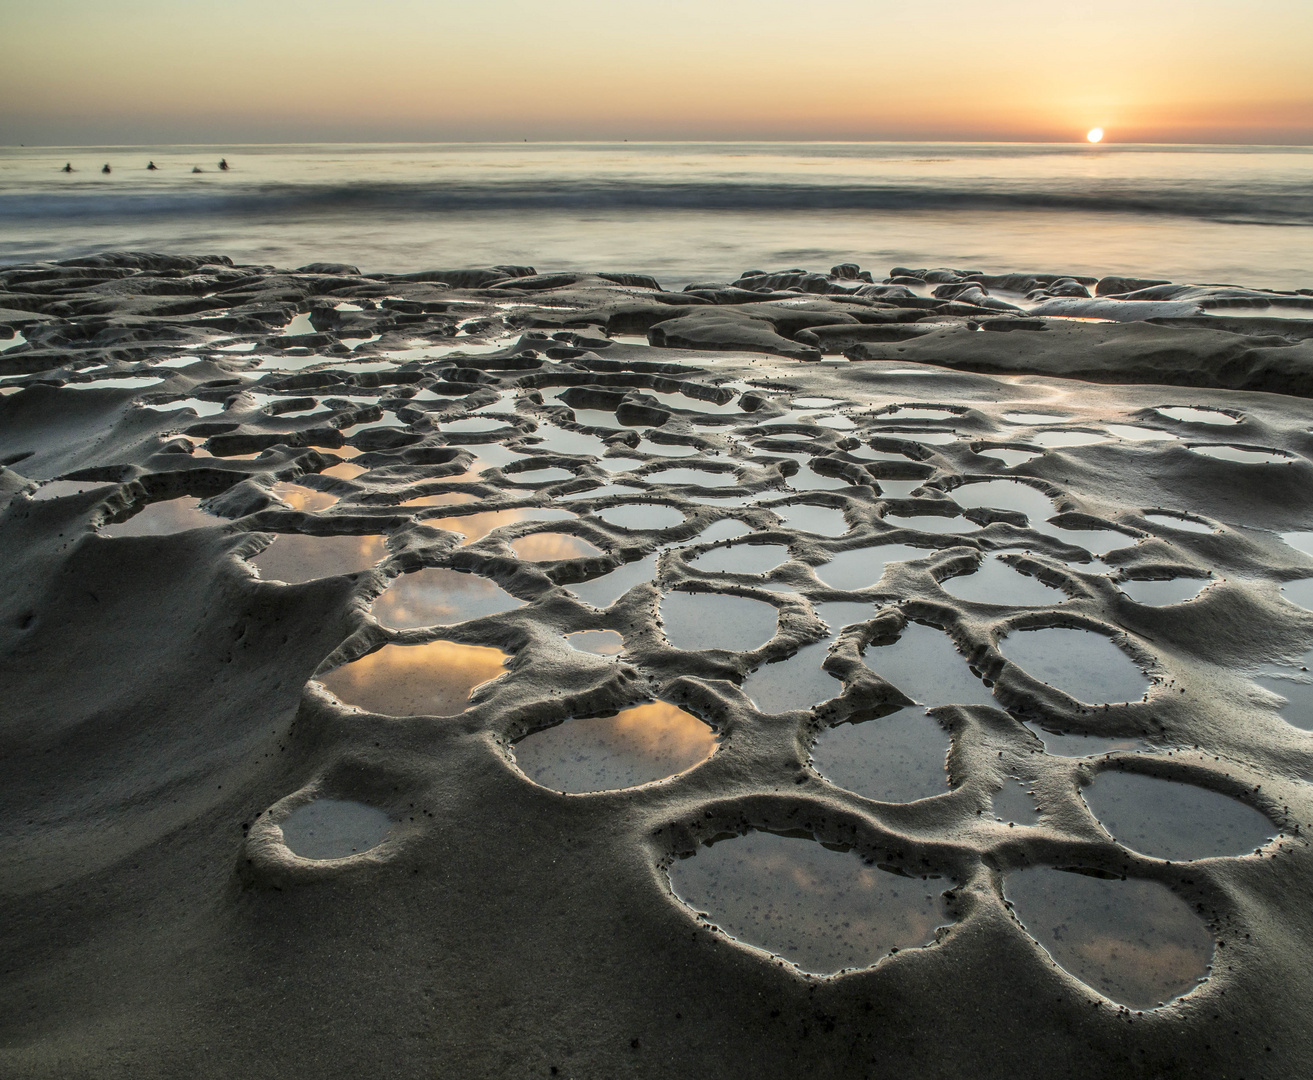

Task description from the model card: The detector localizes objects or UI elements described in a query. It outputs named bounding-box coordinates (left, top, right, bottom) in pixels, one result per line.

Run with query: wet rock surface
left=2, top=253, right=1313, bottom=1078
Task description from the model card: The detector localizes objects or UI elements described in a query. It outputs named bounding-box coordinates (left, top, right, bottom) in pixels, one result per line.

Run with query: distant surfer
left=218, top=158, right=229, bottom=171
left=192, top=166, right=203, bottom=173
left=61, top=163, right=72, bottom=173
left=147, top=161, right=158, bottom=170
left=101, top=163, right=111, bottom=174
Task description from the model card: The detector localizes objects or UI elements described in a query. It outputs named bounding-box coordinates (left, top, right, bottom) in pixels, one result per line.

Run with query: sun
left=1086, top=127, right=1104, bottom=143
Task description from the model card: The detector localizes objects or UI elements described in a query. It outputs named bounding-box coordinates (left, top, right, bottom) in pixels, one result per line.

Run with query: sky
left=2, top=0, right=1311, bottom=145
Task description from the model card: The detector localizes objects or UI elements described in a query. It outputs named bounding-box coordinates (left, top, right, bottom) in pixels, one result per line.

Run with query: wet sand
left=2, top=254, right=1312, bottom=1077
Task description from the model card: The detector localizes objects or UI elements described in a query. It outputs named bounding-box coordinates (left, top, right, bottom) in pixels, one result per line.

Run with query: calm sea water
left=0, top=143, right=1309, bottom=289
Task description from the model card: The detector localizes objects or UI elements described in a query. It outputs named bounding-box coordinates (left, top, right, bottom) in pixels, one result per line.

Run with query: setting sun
left=1087, top=127, right=1105, bottom=143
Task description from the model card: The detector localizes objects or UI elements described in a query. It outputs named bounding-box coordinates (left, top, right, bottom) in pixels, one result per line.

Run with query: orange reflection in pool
left=513, top=700, right=718, bottom=792
left=318, top=639, right=510, bottom=716
left=510, top=530, right=602, bottom=561
left=271, top=481, right=338, bottom=513
left=424, top=507, right=577, bottom=545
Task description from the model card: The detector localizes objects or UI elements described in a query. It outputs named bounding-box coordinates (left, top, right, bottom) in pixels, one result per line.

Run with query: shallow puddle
left=892, top=431, right=958, bottom=445
left=692, top=543, right=791, bottom=576
left=1003, top=411, right=1068, bottom=424
left=510, top=531, right=604, bottom=561
left=660, top=591, right=778, bottom=651
left=100, top=497, right=224, bottom=537
left=812, top=708, right=952, bottom=802
left=648, top=466, right=738, bottom=488
left=1156, top=406, right=1239, bottom=426
left=425, top=507, right=577, bottom=545
left=1188, top=445, right=1291, bottom=465
left=1106, top=424, right=1179, bottom=442
left=30, top=479, right=116, bottom=501
left=1034, top=523, right=1136, bottom=558
left=271, top=481, right=337, bottom=513
left=873, top=479, right=926, bottom=499
left=1004, top=868, right=1212, bottom=1009
left=280, top=799, right=391, bottom=860
left=595, top=503, right=685, bottom=531
left=526, top=426, right=607, bottom=457
left=1144, top=512, right=1212, bottom=534
left=1024, top=724, right=1149, bottom=757
left=1002, top=628, right=1148, bottom=704
left=865, top=622, right=995, bottom=708
left=941, top=557, right=1065, bottom=606
left=771, top=502, right=849, bottom=536
left=568, top=550, right=663, bottom=609
left=565, top=629, right=625, bottom=655
left=513, top=701, right=716, bottom=793
left=882, top=512, right=978, bottom=535
left=371, top=567, right=523, bottom=628
left=1082, top=770, right=1276, bottom=861
left=693, top=519, right=753, bottom=544
left=882, top=406, right=957, bottom=421
left=741, top=600, right=872, bottom=713
left=321, top=462, right=367, bottom=482
left=505, top=466, right=576, bottom=485
left=1283, top=532, right=1313, bottom=558
left=442, top=416, right=514, bottom=434
left=951, top=479, right=1056, bottom=524
left=1118, top=577, right=1211, bottom=606
left=992, top=778, right=1042, bottom=825
left=789, top=466, right=858, bottom=492
left=248, top=533, right=388, bottom=582
left=639, top=440, right=700, bottom=458
left=817, top=544, right=936, bottom=591
left=1253, top=672, right=1313, bottom=729
left=1279, top=578, right=1313, bottom=610
left=668, top=830, right=949, bottom=976
left=976, top=448, right=1042, bottom=468
left=398, top=491, right=477, bottom=510
left=319, top=639, right=509, bottom=716
left=1031, top=430, right=1104, bottom=448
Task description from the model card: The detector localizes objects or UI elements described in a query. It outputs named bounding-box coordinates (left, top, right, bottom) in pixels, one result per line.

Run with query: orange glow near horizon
left=2, top=1, right=1310, bottom=145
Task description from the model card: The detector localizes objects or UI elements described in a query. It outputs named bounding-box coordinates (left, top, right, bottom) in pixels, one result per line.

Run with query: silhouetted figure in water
left=147, top=161, right=158, bottom=170
left=101, top=164, right=111, bottom=174
left=192, top=166, right=203, bottom=173
left=218, top=158, right=229, bottom=171
left=61, top=163, right=73, bottom=173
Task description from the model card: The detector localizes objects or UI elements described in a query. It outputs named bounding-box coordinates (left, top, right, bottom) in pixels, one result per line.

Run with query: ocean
left=0, top=142, right=1309, bottom=288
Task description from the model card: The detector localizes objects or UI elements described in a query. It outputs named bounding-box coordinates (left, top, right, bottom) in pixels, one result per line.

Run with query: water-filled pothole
left=660, top=591, right=778, bottom=651
left=813, top=708, right=951, bottom=802
left=771, top=502, right=849, bottom=536
left=1106, top=424, right=1179, bottom=442
left=649, top=467, right=738, bottom=488
left=510, top=531, right=604, bottom=561
left=1003, top=412, right=1068, bottom=424
left=1001, top=628, right=1149, bottom=704
left=941, top=557, right=1065, bottom=606
left=100, top=497, right=223, bottom=536
left=426, top=507, right=577, bottom=545
left=951, top=480, right=1056, bottom=524
left=1083, top=770, right=1276, bottom=861
left=883, top=512, right=978, bottom=535
left=1144, top=512, right=1212, bottom=534
left=1188, top=445, right=1291, bottom=466
left=692, top=543, right=791, bottom=576
left=992, top=778, right=1042, bottom=825
left=248, top=533, right=388, bottom=583
left=694, top=519, right=753, bottom=544
left=271, top=481, right=337, bottom=513
left=528, top=426, right=607, bottom=456
left=977, top=448, right=1043, bottom=468
left=817, top=544, right=937, bottom=591
left=1035, top=523, right=1136, bottom=559
left=1253, top=672, right=1313, bottom=729
left=568, top=550, right=663, bottom=609
left=741, top=600, right=872, bottom=713
left=372, top=568, right=523, bottom=628
left=280, top=799, right=392, bottom=860
left=1279, top=579, right=1313, bottom=610
left=595, top=503, right=685, bottom=531
left=1031, top=430, right=1103, bottom=448
left=1157, top=406, right=1238, bottom=426
left=1004, top=868, right=1213, bottom=1010
left=1117, top=577, right=1211, bottom=606
left=1023, top=723, right=1149, bottom=757
left=319, top=640, right=509, bottom=716
left=668, top=830, right=950, bottom=976
left=565, top=629, right=624, bottom=655
left=866, top=622, right=995, bottom=708
left=513, top=701, right=716, bottom=793
left=506, top=466, right=575, bottom=485
left=31, top=479, right=116, bottom=501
